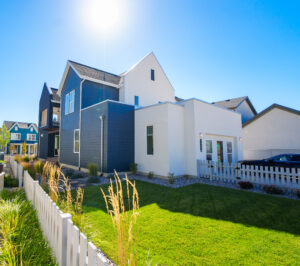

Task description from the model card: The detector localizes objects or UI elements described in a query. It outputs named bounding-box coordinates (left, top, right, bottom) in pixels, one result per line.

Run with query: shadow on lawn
left=81, top=180, right=300, bottom=236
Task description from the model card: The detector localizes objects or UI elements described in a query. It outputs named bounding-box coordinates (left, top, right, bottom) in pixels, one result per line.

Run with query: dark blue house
left=57, top=61, right=134, bottom=173
left=3, top=121, right=38, bottom=155
left=38, top=83, right=60, bottom=159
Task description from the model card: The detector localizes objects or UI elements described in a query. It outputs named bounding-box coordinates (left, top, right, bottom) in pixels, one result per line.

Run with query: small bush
left=31, top=155, right=38, bottom=161
left=14, top=155, right=22, bottom=163
left=130, top=163, right=138, bottom=175
left=184, top=174, right=189, bottom=181
left=168, top=172, right=175, bottom=185
left=4, top=175, right=19, bottom=187
left=72, top=173, right=84, bottom=179
left=21, top=155, right=30, bottom=162
left=148, top=171, right=154, bottom=180
left=34, top=160, right=44, bottom=174
left=238, top=181, right=253, bottom=190
left=297, top=190, right=300, bottom=199
left=21, top=162, right=36, bottom=180
left=88, top=176, right=99, bottom=183
left=64, top=169, right=74, bottom=178
left=263, top=185, right=283, bottom=195
left=88, top=163, right=98, bottom=176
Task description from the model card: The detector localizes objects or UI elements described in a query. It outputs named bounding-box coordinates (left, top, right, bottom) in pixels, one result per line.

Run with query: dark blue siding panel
left=59, top=68, right=81, bottom=166
left=81, top=81, right=119, bottom=109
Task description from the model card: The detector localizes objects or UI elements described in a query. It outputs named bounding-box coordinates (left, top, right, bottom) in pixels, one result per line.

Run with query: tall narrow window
left=227, top=142, right=233, bottom=164
left=41, top=109, right=48, bottom=127
left=134, top=96, right=139, bottom=106
left=206, top=140, right=213, bottom=161
left=74, top=129, right=80, bottom=153
left=69, top=90, right=75, bottom=113
left=151, top=69, right=155, bottom=81
left=65, top=93, right=69, bottom=115
left=146, top=126, right=153, bottom=155
left=65, top=90, right=75, bottom=115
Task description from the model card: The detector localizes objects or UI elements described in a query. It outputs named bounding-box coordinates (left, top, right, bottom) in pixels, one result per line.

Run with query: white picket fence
left=10, top=159, right=111, bottom=266
left=9, top=156, right=23, bottom=187
left=197, top=160, right=300, bottom=189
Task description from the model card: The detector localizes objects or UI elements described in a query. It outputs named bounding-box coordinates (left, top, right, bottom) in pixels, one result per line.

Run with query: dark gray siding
left=80, top=101, right=134, bottom=173
left=59, top=68, right=81, bottom=166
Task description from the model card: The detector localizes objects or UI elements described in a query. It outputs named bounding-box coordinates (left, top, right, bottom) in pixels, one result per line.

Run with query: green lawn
left=79, top=181, right=300, bottom=265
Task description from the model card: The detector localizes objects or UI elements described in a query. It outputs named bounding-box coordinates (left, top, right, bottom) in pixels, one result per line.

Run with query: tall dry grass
left=101, top=171, right=139, bottom=266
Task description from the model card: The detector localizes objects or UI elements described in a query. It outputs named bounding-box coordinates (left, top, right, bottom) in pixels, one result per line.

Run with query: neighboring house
left=135, top=99, right=243, bottom=177
left=213, top=96, right=257, bottom=124
left=3, top=121, right=38, bottom=155
left=57, top=52, right=243, bottom=176
left=38, top=83, right=60, bottom=159
left=243, top=104, right=300, bottom=160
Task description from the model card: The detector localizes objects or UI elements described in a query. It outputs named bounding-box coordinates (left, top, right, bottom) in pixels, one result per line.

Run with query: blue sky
left=0, top=0, right=300, bottom=125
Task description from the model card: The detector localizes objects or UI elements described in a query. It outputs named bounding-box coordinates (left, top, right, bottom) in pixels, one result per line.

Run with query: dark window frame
left=146, top=125, right=154, bottom=155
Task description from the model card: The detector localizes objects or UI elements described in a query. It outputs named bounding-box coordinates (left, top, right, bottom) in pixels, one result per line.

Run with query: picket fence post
left=17, top=163, right=23, bottom=187
left=58, top=213, right=72, bottom=266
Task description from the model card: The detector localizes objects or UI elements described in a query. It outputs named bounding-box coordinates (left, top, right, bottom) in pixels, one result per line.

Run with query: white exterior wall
left=135, top=100, right=243, bottom=177
left=120, top=53, right=175, bottom=106
left=236, top=100, right=255, bottom=123
left=243, top=108, right=300, bottom=159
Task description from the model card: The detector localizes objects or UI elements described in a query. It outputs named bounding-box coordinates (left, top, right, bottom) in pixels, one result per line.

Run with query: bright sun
left=81, top=0, right=122, bottom=35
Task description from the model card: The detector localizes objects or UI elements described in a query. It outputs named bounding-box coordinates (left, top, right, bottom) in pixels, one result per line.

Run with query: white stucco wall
left=135, top=99, right=243, bottom=177
left=120, top=53, right=175, bottom=106
left=236, top=100, right=255, bottom=123
left=243, top=107, right=300, bottom=159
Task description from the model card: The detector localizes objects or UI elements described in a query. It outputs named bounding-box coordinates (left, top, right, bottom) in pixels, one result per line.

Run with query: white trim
left=81, top=99, right=134, bottom=112
left=11, top=133, right=21, bottom=140
left=8, top=122, right=20, bottom=131
left=51, top=100, right=60, bottom=104
left=27, top=134, right=37, bottom=141
left=81, top=75, right=120, bottom=88
left=73, top=129, right=80, bottom=154
left=135, top=101, right=183, bottom=112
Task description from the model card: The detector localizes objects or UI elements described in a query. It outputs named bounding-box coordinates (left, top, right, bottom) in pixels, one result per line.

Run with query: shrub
left=72, top=173, right=84, bottom=179
left=168, top=172, right=175, bottom=185
left=14, top=155, right=22, bottom=163
left=238, top=181, right=253, bottom=190
left=148, top=171, right=154, bottom=180
left=34, top=160, right=44, bottom=174
left=64, top=169, right=74, bottom=178
left=263, top=185, right=283, bottom=195
left=88, top=163, right=98, bottom=176
left=130, top=163, right=138, bottom=175
left=297, top=190, right=300, bottom=199
left=4, top=175, right=19, bottom=187
left=88, top=176, right=99, bottom=183
left=21, top=155, right=30, bottom=162
left=31, top=155, right=38, bottom=161
left=184, top=174, right=189, bottom=181
left=21, top=162, right=36, bottom=180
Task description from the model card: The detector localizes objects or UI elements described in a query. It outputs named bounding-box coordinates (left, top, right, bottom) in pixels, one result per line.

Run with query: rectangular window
left=41, top=109, right=48, bottom=127
left=134, top=95, right=139, bottom=106
left=65, top=90, right=75, bottom=115
left=52, top=107, right=60, bottom=123
left=27, top=134, right=36, bottom=141
left=151, top=69, right=155, bottom=81
left=227, top=142, right=233, bottom=164
left=74, top=129, right=80, bottom=153
left=146, top=126, right=153, bottom=155
left=11, top=133, right=21, bottom=140
left=200, top=139, right=203, bottom=152
left=206, top=140, right=213, bottom=161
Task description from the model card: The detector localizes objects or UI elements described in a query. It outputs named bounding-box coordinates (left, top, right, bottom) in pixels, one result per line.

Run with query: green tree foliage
left=0, top=125, right=10, bottom=151
left=22, top=142, right=27, bottom=155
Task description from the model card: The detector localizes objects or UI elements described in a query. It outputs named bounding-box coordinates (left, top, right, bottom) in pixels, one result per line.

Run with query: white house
left=243, top=104, right=300, bottom=160
left=213, top=96, right=257, bottom=124
left=135, top=99, right=243, bottom=177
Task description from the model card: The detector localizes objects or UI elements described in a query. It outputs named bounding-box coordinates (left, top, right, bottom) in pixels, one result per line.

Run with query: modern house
left=3, top=121, right=38, bottom=155
left=57, top=52, right=243, bottom=176
left=243, top=104, right=300, bottom=160
left=38, top=83, right=60, bottom=159
left=213, top=96, right=257, bottom=124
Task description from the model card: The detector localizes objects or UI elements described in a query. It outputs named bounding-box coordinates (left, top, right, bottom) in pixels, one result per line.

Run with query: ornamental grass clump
left=101, top=171, right=139, bottom=266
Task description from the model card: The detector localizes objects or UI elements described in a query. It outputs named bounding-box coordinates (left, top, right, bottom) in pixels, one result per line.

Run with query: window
left=30, top=127, right=33, bottom=132
left=134, top=96, right=139, bottom=106
left=146, top=126, right=153, bottom=155
left=200, top=139, right=203, bottom=152
left=74, top=129, right=80, bottom=153
left=15, top=126, right=18, bottom=131
left=206, top=140, right=213, bottom=161
left=151, top=69, right=155, bottom=81
left=11, top=133, right=21, bottom=140
left=27, top=134, right=36, bottom=141
left=41, top=109, right=48, bottom=127
left=227, top=142, right=233, bottom=164
left=65, top=90, right=75, bottom=115
left=53, top=107, right=60, bottom=123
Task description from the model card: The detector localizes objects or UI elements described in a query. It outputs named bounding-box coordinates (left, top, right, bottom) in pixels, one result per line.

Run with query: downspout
left=79, top=79, right=85, bottom=170
left=99, top=115, right=104, bottom=174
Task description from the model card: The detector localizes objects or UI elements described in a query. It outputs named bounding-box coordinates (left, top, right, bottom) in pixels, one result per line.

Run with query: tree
left=0, top=125, right=10, bottom=151
left=22, top=141, right=27, bottom=155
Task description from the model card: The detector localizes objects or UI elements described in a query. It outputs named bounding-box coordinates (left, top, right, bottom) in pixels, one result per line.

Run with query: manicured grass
left=79, top=181, right=300, bottom=265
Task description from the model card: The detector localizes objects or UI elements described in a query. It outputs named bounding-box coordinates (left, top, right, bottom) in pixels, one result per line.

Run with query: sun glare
left=81, top=0, right=122, bottom=35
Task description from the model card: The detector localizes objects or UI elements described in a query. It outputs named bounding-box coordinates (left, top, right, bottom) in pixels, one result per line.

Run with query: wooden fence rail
left=9, top=156, right=111, bottom=266
left=197, top=160, right=300, bottom=190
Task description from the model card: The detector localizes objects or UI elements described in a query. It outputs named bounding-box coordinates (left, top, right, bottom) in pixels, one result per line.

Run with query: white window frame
left=27, top=134, right=36, bottom=141
left=11, top=133, right=21, bottom=140
left=65, top=90, right=75, bottom=115
left=74, top=129, right=80, bottom=153
left=206, top=140, right=213, bottom=161
left=227, top=141, right=233, bottom=164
